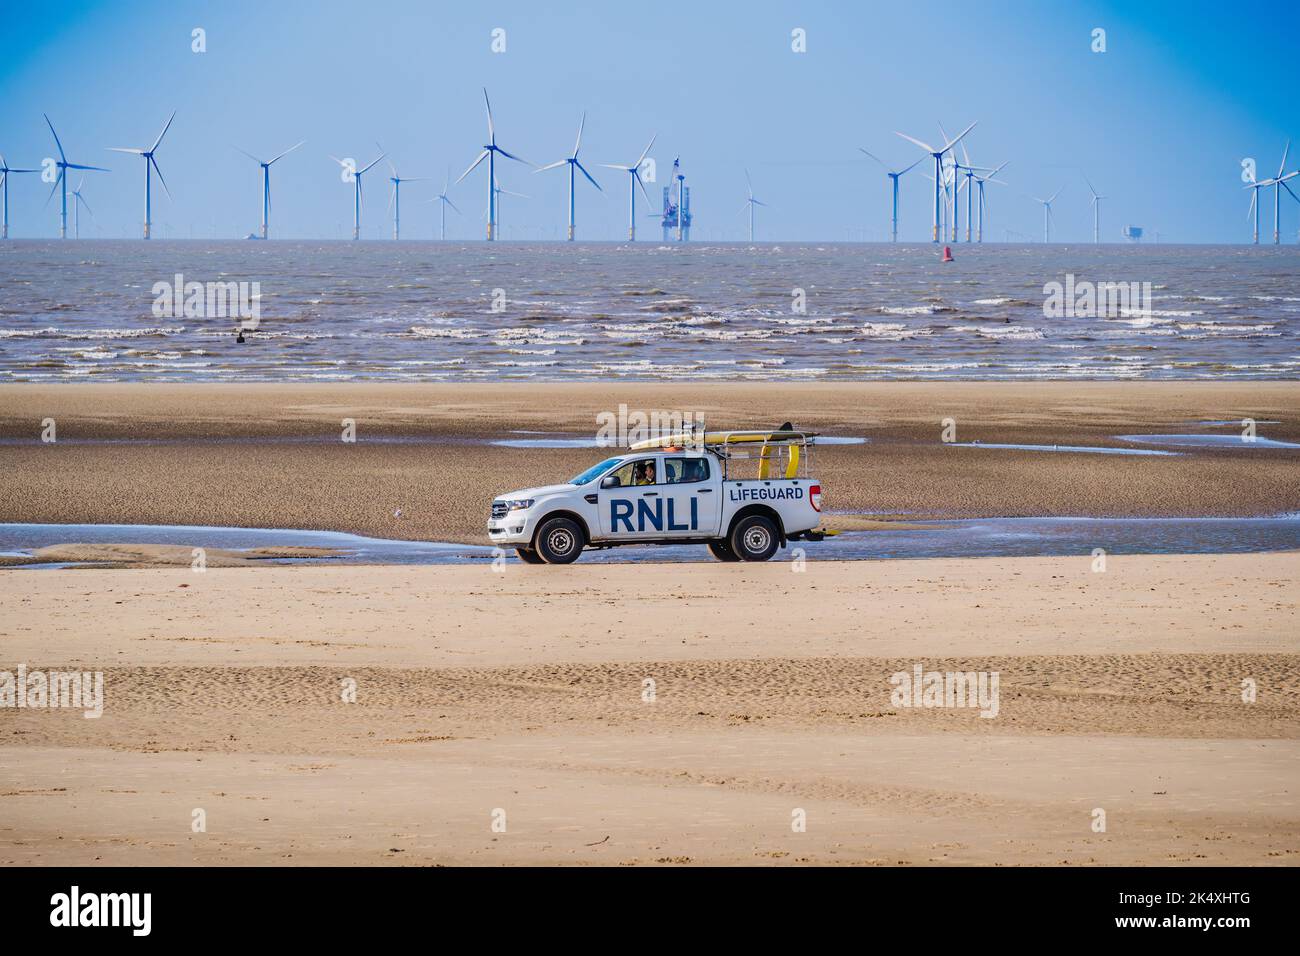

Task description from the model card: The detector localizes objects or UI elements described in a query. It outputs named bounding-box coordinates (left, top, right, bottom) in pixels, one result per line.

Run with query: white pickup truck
left=487, top=429, right=824, bottom=563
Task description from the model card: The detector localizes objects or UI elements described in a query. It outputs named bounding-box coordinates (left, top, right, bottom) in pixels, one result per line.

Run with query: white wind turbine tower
left=859, top=148, right=923, bottom=242
left=384, top=153, right=428, bottom=241
left=234, top=140, right=304, bottom=239
left=457, top=88, right=532, bottom=240
left=331, top=151, right=385, bottom=240
left=482, top=176, right=529, bottom=238
left=599, top=134, right=656, bottom=241
left=70, top=178, right=93, bottom=239
left=43, top=115, right=110, bottom=239
left=971, top=161, right=1008, bottom=243
left=426, top=169, right=461, bottom=240
left=0, top=154, right=41, bottom=239
left=107, top=111, right=176, bottom=239
left=1032, top=186, right=1065, bottom=243
left=741, top=169, right=767, bottom=242
left=1084, top=175, right=1105, bottom=244
left=537, top=112, right=602, bottom=241
left=895, top=122, right=977, bottom=242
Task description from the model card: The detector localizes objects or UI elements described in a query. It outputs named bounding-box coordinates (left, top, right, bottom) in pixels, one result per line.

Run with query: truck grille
left=490, top=501, right=508, bottom=519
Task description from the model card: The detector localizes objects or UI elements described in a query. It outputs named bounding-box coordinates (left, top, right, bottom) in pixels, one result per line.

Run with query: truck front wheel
left=534, top=516, right=584, bottom=564
left=515, top=547, right=546, bottom=564
left=729, top=515, right=780, bottom=562
left=707, top=539, right=741, bottom=562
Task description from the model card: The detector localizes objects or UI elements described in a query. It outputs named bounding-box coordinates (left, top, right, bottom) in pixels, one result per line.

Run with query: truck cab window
left=664, top=457, right=709, bottom=483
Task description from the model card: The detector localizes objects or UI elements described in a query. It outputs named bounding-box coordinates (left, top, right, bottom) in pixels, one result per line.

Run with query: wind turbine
left=426, top=169, right=461, bottom=240
left=43, top=115, right=109, bottom=239
left=537, top=112, right=602, bottom=241
left=1250, top=141, right=1299, bottom=245
left=972, top=162, right=1009, bottom=243
left=1084, top=175, right=1105, bottom=245
left=859, top=148, right=923, bottom=242
left=385, top=154, right=428, bottom=241
left=1032, top=186, right=1065, bottom=243
left=457, top=88, right=532, bottom=240
left=741, top=169, right=767, bottom=242
left=70, top=178, right=92, bottom=239
left=331, top=151, right=385, bottom=240
left=107, top=111, right=176, bottom=239
left=895, top=121, right=977, bottom=242
left=482, top=176, right=529, bottom=238
left=599, top=134, right=655, bottom=241
left=234, top=140, right=304, bottom=239
left=0, top=154, right=40, bottom=239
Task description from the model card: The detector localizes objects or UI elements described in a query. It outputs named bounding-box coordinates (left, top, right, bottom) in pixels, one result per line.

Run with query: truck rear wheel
left=729, top=514, right=780, bottom=562
left=515, top=547, right=546, bottom=564
left=534, top=516, right=584, bottom=564
left=707, top=539, right=741, bottom=562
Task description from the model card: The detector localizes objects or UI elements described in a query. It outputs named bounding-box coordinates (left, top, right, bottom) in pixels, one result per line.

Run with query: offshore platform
left=660, top=157, right=692, bottom=241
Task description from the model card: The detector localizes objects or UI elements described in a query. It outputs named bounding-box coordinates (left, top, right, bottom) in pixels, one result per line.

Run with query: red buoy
left=942, top=246, right=954, bottom=262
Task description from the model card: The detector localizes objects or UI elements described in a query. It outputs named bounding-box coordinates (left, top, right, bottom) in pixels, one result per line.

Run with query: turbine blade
left=898, top=155, right=926, bottom=177
left=151, top=156, right=172, bottom=200
left=597, top=163, right=627, bottom=171
left=573, top=111, right=586, bottom=157
left=1284, top=180, right=1300, bottom=204
left=858, top=148, right=887, bottom=171
left=635, top=134, right=656, bottom=168
left=267, top=140, right=305, bottom=165
left=445, top=197, right=462, bottom=215
left=65, top=163, right=110, bottom=172
left=941, top=121, right=978, bottom=153
left=234, top=146, right=264, bottom=164
left=1278, top=139, right=1291, bottom=180
left=43, top=114, right=67, bottom=163
left=1047, top=185, right=1065, bottom=204
left=894, top=131, right=937, bottom=154
left=107, top=148, right=145, bottom=154
left=1083, top=173, right=1098, bottom=198
left=495, top=146, right=533, bottom=167
left=634, top=170, right=653, bottom=208
left=536, top=160, right=568, bottom=172
left=358, top=153, right=386, bottom=175
left=1247, top=190, right=1257, bottom=219
left=44, top=167, right=64, bottom=207
left=455, top=151, right=488, bottom=184
left=575, top=159, right=602, bottom=192
left=150, top=110, right=177, bottom=153
left=483, top=88, right=495, bottom=143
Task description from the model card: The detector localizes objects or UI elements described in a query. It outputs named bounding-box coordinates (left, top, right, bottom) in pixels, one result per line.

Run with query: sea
left=1, top=241, right=1297, bottom=382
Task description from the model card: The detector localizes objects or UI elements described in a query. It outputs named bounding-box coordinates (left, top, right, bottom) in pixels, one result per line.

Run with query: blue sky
left=1, top=0, right=1297, bottom=242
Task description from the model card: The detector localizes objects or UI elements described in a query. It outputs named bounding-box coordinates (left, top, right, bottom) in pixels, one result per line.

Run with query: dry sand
left=1, top=382, right=1298, bottom=543
left=2, top=555, right=1297, bottom=866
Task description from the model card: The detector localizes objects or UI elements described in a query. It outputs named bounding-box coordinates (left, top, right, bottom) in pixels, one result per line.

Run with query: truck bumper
left=486, top=514, right=535, bottom=547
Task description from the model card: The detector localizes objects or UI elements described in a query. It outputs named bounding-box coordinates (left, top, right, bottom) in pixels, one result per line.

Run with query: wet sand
left=1, top=382, right=1298, bottom=544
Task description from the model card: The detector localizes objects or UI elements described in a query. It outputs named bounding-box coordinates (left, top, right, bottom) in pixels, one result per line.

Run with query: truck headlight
left=505, top=499, right=535, bottom=512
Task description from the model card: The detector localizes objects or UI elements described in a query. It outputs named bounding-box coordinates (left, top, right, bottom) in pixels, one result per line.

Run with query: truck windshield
left=571, top=457, right=624, bottom=486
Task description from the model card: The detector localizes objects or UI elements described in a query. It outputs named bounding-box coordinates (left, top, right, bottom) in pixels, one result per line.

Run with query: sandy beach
left=1, top=382, right=1297, bottom=865
left=1, top=555, right=1297, bottom=866
left=1, top=382, right=1298, bottom=544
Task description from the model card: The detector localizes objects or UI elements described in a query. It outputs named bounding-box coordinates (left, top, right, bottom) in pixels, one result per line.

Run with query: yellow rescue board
left=628, top=430, right=817, bottom=450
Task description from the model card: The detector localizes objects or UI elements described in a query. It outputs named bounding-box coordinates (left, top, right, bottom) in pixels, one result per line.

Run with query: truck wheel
left=729, top=515, right=779, bottom=562
left=515, top=547, right=546, bottom=564
left=707, top=539, right=741, bottom=562
left=534, top=516, right=584, bottom=564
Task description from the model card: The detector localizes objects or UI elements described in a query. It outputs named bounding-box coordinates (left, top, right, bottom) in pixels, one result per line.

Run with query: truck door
left=661, top=455, right=721, bottom=537
left=597, top=457, right=664, bottom=539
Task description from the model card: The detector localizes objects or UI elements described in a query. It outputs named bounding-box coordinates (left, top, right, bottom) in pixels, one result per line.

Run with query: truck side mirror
left=601, top=475, right=621, bottom=488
